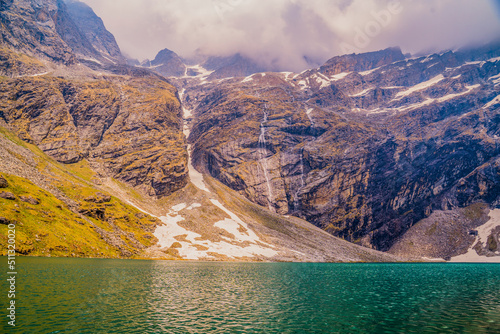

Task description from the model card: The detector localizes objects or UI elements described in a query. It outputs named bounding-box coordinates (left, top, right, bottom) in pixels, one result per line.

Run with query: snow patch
left=349, top=88, right=372, bottom=97
left=330, top=72, right=350, bottom=80
left=242, top=75, right=254, bottom=83
left=311, top=74, right=331, bottom=89
left=359, top=67, right=380, bottom=76
left=171, top=203, right=187, bottom=212
left=436, top=84, right=480, bottom=102
left=186, top=203, right=202, bottom=210
left=187, top=145, right=209, bottom=192
left=398, top=99, right=434, bottom=111
left=297, top=79, right=308, bottom=90
left=449, top=209, right=500, bottom=263
left=484, top=95, right=500, bottom=109
left=153, top=198, right=278, bottom=260
left=396, top=84, right=479, bottom=111
left=210, top=199, right=274, bottom=249
left=395, top=75, right=444, bottom=99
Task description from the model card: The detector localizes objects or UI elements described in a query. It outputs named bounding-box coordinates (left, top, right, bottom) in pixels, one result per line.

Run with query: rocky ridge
left=176, top=44, right=500, bottom=260
left=0, top=0, right=124, bottom=66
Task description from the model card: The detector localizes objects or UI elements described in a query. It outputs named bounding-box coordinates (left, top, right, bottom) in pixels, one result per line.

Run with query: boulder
left=0, top=192, right=16, bottom=200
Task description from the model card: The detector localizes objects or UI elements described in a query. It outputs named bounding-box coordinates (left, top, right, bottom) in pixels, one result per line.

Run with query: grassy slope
left=0, top=125, right=163, bottom=258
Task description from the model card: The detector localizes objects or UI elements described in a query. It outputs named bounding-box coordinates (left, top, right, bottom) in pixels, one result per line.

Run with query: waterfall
left=306, top=107, right=314, bottom=125
left=258, top=103, right=274, bottom=212
left=293, top=148, right=306, bottom=212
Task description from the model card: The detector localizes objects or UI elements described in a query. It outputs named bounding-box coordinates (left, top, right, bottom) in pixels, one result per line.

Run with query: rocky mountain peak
left=0, top=0, right=125, bottom=65
left=203, top=53, right=268, bottom=80
left=319, top=47, right=405, bottom=76
left=0, top=0, right=76, bottom=63
left=64, top=0, right=126, bottom=64
left=146, top=47, right=186, bottom=77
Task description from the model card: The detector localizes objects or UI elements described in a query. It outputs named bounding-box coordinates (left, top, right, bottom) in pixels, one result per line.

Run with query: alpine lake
left=1, top=257, right=499, bottom=333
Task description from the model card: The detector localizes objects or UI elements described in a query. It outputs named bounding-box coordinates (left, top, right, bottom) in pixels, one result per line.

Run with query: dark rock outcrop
left=0, top=191, right=16, bottom=200
left=0, top=175, right=8, bottom=188
left=20, top=195, right=40, bottom=205
left=186, top=44, right=500, bottom=251
left=65, top=0, right=125, bottom=64
left=148, top=48, right=186, bottom=77
left=0, top=217, right=13, bottom=225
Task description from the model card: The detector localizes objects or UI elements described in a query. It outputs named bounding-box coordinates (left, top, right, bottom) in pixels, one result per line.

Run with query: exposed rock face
left=319, top=47, right=405, bottom=76
left=0, top=0, right=76, bottom=63
left=20, top=195, right=40, bottom=205
left=0, top=0, right=124, bottom=65
left=388, top=203, right=492, bottom=260
left=0, top=175, right=8, bottom=188
left=0, top=47, right=47, bottom=77
left=204, top=53, right=268, bottom=80
left=0, top=75, right=188, bottom=197
left=0, top=217, right=12, bottom=225
left=64, top=0, right=126, bottom=64
left=0, top=191, right=16, bottom=200
left=148, top=48, right=186, bottom=77
left=185, top=45, right=500, bottom=251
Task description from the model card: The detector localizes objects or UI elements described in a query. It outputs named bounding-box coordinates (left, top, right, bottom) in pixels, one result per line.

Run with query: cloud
left=82, top=0, right=500, bottom=71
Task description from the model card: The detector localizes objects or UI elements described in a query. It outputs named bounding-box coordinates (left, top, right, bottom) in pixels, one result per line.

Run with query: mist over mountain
left=82, top=0, right=500, bottom=72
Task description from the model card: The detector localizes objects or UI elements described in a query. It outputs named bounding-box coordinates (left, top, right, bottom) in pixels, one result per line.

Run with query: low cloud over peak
left=83, top=0, right=500, bottom=71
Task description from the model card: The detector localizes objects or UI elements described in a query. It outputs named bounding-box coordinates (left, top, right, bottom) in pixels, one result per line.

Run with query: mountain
left=319, top=47, right=405, bottom=76
left=0, top=0, right=124, bottom=66
left=0, top=0, right=400, bottom=262
left=148, top=48, right=186, bottom=77
left=1, top=0, right=498, bottom=262
left=64, top=0, right=126, bottom=64
left=180, top=45, right=500, bottom=260
left=0, top=0, right=76, bottom=64
left=143, top=50, right=270, bottom=81
left=202, top=53, right=268, bottom=80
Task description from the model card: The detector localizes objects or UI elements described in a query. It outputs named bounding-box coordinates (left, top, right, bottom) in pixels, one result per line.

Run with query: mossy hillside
left=0, top=173, right=114, bottom=257
left=0, top=123, right=161, bottom=258
left=0, top=172, right=160, bottom=258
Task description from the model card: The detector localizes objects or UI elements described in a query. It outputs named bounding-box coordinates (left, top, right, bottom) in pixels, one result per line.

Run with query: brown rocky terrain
left=181, top=45, right=500, bottom=256
left=0, top=73, right=187, bottom=197
left=1, top=0, right=498, bottom=262
left=0, top=0, right=125, bottom=66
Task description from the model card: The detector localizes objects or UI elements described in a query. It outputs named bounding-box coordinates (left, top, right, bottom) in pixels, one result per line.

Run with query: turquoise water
left=1, top=258, right=499, bottom=333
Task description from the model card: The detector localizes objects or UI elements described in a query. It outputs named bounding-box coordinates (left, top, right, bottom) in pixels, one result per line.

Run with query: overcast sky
left=82, top=0, right=500, bottom=71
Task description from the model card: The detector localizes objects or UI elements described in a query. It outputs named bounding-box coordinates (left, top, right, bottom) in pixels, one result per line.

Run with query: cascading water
left=258, top=103, right=274, bottom=212
left=293, top=148, right=306, bottom=212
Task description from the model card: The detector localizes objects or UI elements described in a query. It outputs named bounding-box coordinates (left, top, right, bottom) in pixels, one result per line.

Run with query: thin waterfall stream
left=258, top=102, right=274, bottom=212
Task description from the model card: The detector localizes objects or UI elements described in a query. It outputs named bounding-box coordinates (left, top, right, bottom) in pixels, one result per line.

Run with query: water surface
left=2, top=258, right=499, bottom=333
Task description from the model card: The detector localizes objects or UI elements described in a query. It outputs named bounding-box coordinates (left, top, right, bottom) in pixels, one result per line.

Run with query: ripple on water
left=2, top=259, right=499, bottom=333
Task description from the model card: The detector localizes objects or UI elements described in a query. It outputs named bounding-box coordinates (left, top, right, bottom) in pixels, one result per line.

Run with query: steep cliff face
left=185, top=46, right=500, bottom=251
left=0, top=0, right=76, bottom=63
left=0, top=0, right=125, bottom=65
left=64, top=0, right=126, bottom=64
left=0, top=74, right=188, bottom=197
